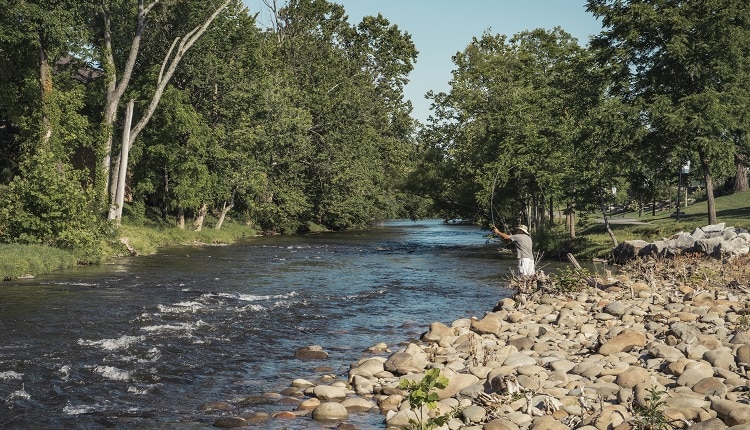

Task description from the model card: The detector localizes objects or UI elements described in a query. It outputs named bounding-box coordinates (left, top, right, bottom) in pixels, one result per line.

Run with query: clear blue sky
left=244, top=1, right=603, bottom=124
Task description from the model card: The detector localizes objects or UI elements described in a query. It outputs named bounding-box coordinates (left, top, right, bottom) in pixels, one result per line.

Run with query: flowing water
left=0, top=219, right=565, bottom=429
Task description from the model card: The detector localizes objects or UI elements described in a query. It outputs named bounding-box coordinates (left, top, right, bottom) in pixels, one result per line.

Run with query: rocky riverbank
left=206, top=253, right=750, bottom=429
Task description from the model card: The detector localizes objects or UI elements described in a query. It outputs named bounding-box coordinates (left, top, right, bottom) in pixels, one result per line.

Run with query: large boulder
left=599, top=330, right=647, bottom=355
left=295, top=345, right=329, bottom=360
left=311, top=402, right=349, bottom=421
left=612, top=224, right=750, bottom=263
left=613, top=240, right=649, bottom=264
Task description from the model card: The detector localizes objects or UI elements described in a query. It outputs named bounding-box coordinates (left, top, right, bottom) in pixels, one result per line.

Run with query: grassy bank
left=0, top=220, right=259, bottom=281
left=0, top=244, right=80, bottom=281
left=117, top=222, right=259, bottom=256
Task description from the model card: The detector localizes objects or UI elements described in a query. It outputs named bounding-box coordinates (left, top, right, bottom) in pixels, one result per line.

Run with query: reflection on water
left=0, top=219, right=567, bottom=429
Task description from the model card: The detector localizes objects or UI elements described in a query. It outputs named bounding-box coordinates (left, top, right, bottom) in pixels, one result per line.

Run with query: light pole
left=676, top=161, right=690, bottom=221
left=611, top=186, right=617, bottom=217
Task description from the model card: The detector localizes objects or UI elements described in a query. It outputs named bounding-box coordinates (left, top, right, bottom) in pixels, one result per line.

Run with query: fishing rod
left=487, top=167, right=510, bottom=243
left=490, top=168, right=510, bottom=230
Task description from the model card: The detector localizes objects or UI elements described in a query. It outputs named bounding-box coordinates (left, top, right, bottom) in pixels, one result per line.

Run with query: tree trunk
left=599, top=196, right=618, bottom=248
left=699, top=151, right=718, bottom=225
left=566, top=203, right=576, bottom=238
left=177, top=208, right=185, bottom=229
left=215, top=200, right=234, bottom=230
left=112, top=100, right=134, bottom=223
left=735, top=152, right=749, bottom=192
left=38, top=45, right=53, bottom=149
left=101, top=0, right=154, bottom=208
left=261, top=0, right=284, bottom=43
left=161, top=166, right=169, bottom=220
left=548, top=196, right=554, bottom=226
left=531, top=197, right=540, bottom=232
left=194, top=202, right=208, bottom=231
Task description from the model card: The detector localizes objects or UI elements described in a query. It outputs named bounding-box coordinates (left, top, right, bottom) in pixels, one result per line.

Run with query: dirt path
left=596, top=217, right=651, bottom=225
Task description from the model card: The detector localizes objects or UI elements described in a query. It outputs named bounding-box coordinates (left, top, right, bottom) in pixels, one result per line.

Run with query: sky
left=245, top=1, right=603, bottom=124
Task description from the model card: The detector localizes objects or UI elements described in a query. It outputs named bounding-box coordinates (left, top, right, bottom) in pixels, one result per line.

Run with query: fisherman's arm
left=491, top=225, right=511, bottom=240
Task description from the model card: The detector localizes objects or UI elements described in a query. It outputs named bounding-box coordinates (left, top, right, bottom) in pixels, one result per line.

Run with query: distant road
left=596, top=218, right=651, bottom=225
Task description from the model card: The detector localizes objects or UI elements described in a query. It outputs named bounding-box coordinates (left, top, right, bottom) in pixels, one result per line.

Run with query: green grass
left=117, top=221, right=257, bottom=256
left=0, top=244, right=79, bottom=281
left=0, top=215, right=259, bottom=281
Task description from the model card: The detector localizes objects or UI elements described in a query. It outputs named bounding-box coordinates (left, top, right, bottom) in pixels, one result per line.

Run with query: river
left=0, top=219, right=562, bottom=429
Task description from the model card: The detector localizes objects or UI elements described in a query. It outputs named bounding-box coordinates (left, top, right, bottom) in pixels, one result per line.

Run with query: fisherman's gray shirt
left=510, top=234, right=533, bottom=260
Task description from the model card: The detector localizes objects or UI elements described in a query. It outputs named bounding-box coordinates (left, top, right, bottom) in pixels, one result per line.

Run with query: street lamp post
left=611, top=186, right=617, bottom=217
left=676, top=161, right=690, bottom=221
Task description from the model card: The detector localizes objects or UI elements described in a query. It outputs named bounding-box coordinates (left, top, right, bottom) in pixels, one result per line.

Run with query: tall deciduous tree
left=95, top=0, right=229, bottom=223
left=421, top=28, right=598, bottom=236
left=0, top=0, right=106, bottom=257
left=587, top=0, right=750, bottom=224
left=270, top=0, right=417, bottom=230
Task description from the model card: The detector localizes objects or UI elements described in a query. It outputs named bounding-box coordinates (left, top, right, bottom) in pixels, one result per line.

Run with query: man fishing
left=491, top=224, right=535, bottom=277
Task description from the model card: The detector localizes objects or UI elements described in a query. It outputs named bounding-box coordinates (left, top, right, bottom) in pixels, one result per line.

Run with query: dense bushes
left=0, top=153, right=112, bottom=263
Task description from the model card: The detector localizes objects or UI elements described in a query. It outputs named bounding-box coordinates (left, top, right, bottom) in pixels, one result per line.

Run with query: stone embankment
left=206, top=254, right=750, bottom=430
left=613, top=223, right=750, bottom=264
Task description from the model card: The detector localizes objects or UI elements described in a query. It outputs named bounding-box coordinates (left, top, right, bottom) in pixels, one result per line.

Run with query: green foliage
left=420, top=27, right=615, bottom=228
left=398, top=368, right=453, bottom=430
left=550, top=266, right=591, bottom=292
left=268, top=0, right=418, bottom=231
left=588, top=0, right=750, bottom=224
left=133, top=86, right=215, bottom=223
left=0, top=150, right=109, bottom=263
left=631, top=386, right=669, bottom=430
left=532, top=224, right=576, bottom=259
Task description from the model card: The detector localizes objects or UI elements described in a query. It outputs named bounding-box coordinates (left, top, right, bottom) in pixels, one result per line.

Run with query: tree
left=587, top=0, right=750, bottom=224
left=270, top=0, right=418, bottom=230
left=0, top=0, right=107, bottom=258
left=95, top=0, right=230, bottom=223
left=729, top=87, right=750, bottom=193
left=0, top=0, right=422, bottom=243
left=97, top=0, right=155, bottom=209
left=422, top=28, right=599, bottom=235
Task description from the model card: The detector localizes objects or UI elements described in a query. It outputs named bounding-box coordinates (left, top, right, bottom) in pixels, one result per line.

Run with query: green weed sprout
left=398, top=368, right=453, bottom=430
left=632, top=386, right=669, bottom=430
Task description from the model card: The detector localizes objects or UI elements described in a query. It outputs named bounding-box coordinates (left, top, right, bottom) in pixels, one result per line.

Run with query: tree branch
left=129, top=0, right=230, bottom=147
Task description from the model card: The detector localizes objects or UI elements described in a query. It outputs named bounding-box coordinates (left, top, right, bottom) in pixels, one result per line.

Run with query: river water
left=0, top=219, right=560, bottom=429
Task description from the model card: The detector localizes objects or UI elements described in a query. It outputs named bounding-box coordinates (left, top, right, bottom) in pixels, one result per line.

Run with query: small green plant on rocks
left=509, top=387, right=537, bottom=402
left=398, top=368, right=454, bottom=430
left=736, top=313, right=750, bottom=332
left=631, top=386, right=669, bottom=430
left=551, top=267, right=591, bottom=292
